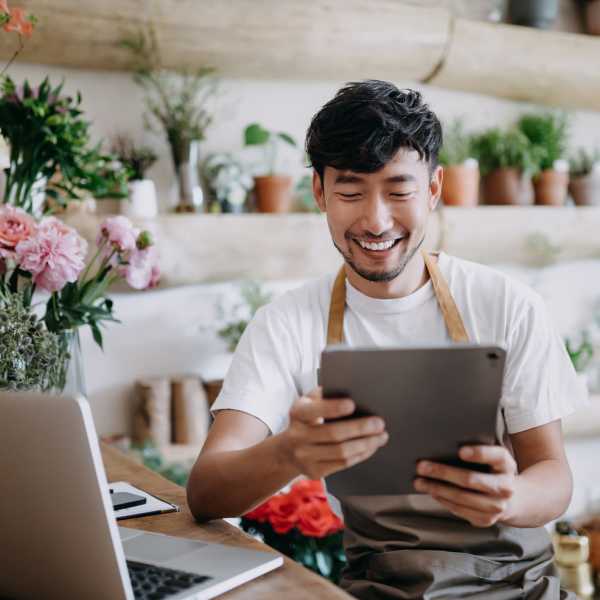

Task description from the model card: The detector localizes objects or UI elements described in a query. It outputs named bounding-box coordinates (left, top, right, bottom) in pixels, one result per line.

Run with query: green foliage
left=569, top=147, right=600, bottom=178
left=565, top=334, right=594, bottom=373
left=0, top=76, right=125, bottom=212
left=132, top=441, right=191, bottom=487
left=120, top=26, right=216, bottom=171
left=517, top=112, right=569, bottom=172
left=244, top=122, right=297, bottom=175
left=0, top=288, right=69, bottom=391
left=240, top=520, right=346, bottom=583
left=295, top=174, right=319, bottom=213
left=471, top=128, right=540, bottom=177
left=217, top=282, right=272, bottom=352
left=111, top=135, right=158, bottom=181
left=439, top=120, right=475, bottom=167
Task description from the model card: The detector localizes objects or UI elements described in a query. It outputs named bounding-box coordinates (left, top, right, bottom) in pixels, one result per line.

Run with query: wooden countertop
left=102, top=443, right=351, bottom=599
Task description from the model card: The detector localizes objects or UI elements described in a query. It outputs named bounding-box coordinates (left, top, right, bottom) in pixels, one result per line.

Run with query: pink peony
left=122, top=245, right=160, bottom=290
left=15, top=217, right=88, bottom=292
left=0, top=205, right=36, bottom=260
left=97, top=216, right=139, bottom=254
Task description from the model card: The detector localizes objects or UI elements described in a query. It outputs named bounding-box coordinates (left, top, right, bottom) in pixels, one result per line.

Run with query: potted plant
left=584, top=0, right=600, bottom=35
left=0, top=77, right=124, bottom=216
left=202, top=152, right=253, bottom=213
left=507, top=0, right=559, bottom=29
left=244, top=123, right=297, bottom=213
left=569, top=148, right=600, bottom=206
left=518, top=112, right=569, bottom=206
left=121, top=26, right=216, bottom=213
left=438, top=120, right=479, bottom=207
left=471, top=128, right=538, bottom=205
left=112, top=135, right=159, bottom=218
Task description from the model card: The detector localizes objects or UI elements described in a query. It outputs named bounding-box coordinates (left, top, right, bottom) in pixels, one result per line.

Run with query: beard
left=333, top=233, right=425, bottom=283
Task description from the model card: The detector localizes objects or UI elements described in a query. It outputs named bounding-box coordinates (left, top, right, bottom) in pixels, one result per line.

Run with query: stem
left=0, top=35, right=24, bottom=78
left=79, top=237, right=107, bottom=284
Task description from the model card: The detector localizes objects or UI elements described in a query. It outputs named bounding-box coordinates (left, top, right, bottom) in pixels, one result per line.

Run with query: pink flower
left=98, top=216, right=139, bottom=254
left=0, top=205, right=36, bottom=260
left=3, top=7, right=34, bottom=37
left=122, top=245, right=160, bottom=290
left=16, top=217, right=88, bottom=292
left=0, top=1, right=9, bottom=14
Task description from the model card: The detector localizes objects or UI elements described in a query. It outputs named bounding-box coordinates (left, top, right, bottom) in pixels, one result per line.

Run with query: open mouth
left=352, top=236, right=405, bottom=253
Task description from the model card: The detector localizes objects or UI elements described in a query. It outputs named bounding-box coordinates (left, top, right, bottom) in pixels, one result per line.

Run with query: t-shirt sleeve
left=210, top=304, right=300, bottom=435
left=501, top=292, right=589, bottom=434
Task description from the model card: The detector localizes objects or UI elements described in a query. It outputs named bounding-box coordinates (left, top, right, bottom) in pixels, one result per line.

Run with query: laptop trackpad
left=124, top=534, right=207, bottom=563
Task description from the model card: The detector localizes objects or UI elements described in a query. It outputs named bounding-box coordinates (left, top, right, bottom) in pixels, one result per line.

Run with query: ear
left=429, top=165, right=443, bottom=211
left=312, top=170, right=326, bottom=212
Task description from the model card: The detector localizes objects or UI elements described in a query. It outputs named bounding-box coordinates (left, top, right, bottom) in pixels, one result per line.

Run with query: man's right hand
left=277, top=387, right=389, bottom=480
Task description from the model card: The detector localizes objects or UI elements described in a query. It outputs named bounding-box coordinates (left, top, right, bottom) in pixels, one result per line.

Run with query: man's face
left=313, top=149, right=443, bottom=283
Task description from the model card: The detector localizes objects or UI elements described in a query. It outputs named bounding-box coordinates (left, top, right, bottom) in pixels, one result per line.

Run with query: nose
left=361, top=194, right=394, bottom=236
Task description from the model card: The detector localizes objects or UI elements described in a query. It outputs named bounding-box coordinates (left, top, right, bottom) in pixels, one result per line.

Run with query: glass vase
left=57, top=329, right=87, bottom=398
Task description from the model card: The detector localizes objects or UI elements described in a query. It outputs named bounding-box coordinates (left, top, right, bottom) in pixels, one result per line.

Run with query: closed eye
left=338, top=193, right=361, bottom=199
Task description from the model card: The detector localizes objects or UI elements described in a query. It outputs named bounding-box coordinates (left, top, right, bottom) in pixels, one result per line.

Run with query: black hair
left=305, top=80, right=442, bottom=182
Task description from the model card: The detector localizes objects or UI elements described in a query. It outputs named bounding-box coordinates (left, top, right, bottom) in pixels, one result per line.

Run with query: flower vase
left=174, top=140, right=204, bottom=213
left=58, top=329, right=87, bottom=398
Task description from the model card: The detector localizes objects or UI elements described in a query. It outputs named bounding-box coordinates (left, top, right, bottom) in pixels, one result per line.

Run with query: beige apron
left=326, top=251, right=573, bottom=600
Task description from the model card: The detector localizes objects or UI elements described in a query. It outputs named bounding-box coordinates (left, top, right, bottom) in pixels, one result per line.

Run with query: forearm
left=503, top=458, right=573, bottom=528
left=186, top=433, right=300, bottom=522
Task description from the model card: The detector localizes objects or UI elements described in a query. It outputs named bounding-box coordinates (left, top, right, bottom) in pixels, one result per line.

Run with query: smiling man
left=187, top=80, right=586, bottom=599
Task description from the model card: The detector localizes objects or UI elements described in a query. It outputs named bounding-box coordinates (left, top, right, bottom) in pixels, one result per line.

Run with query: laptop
left=0, top=391, right=283, bottom=600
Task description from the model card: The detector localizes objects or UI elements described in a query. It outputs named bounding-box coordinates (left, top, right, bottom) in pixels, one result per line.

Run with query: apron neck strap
left=326, top=250, right=469, bottom=345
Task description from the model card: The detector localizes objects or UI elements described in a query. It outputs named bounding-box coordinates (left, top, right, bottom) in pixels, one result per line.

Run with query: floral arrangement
left=241, top=479, right=346, bottom=583
left=203, top=152, right=253, bottom=212
left=0, top=76, right=128, bottom=212
left=0, top=206, right=159, bottom=391
left=120, top=25, right=216, bottom=172
left=111, top=135, right=158, bottom=182
left=0, top=0, right=36, bottom=75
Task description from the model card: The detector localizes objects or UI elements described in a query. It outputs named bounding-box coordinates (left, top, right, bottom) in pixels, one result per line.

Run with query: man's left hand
left=413, top=445, right=518, bottom=528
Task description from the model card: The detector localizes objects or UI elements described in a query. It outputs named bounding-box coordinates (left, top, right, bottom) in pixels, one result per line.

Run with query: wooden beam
left=432, top=18, right=600, bottom=112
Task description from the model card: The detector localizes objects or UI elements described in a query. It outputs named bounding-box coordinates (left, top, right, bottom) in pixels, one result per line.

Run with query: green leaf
left=277, top=132, right=297, bottom=147
left=244, top=123, right=270, bottom=146
left=90, top=321, right=104, bottom=350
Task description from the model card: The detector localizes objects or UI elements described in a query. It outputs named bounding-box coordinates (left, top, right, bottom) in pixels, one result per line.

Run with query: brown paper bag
left=133, top=377, right=171, bottom=447
left=171, top=375, right=211, bottom=446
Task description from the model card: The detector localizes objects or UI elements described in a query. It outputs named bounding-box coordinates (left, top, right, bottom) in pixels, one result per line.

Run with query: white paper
left=108, top=481, right=179, bottom=520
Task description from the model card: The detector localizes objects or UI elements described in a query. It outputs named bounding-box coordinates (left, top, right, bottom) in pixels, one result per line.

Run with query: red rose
left=267, top=494, right=300, bottom=534
left=288, top=478, right=327, bottom=504
left=297, top=499, right=344, bottom=538
left=243, top=500, right=272, bottom=523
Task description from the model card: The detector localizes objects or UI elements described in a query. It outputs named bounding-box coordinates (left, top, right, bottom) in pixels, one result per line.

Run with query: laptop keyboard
left=127, top=560, right=213, bottom=599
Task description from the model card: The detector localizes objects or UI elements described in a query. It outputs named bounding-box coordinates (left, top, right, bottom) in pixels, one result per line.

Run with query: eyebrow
left=333, top=173, right=417, bottom=184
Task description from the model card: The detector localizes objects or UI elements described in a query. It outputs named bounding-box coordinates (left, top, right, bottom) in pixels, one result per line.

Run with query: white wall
left=6, top=62, right=600, bottom=211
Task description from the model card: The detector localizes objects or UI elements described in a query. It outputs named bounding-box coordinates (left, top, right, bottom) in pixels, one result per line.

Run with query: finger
left=416, top=461, right=514, bottom=498
left=430, top=495, right=500, bottom=528
left=300, top=432, right=389, bottom=463
left=307, top=416, right=386, bottom=443
left=459, top=446, right=517, bottom=474
left=317, top=442, right=386, bottom=478
left=414, top=477, right=507, bottom=516
left=291, top=396, right=354, bottom=424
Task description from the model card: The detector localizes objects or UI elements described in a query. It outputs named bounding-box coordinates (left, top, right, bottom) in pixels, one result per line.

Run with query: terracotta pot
left=253, top=175, right=293, bottom=213
left=441, top=165, right=480, bottom=207
left=533, top=169, right=569, bottom=206
left=482, top=168, right=533, bottom=205
left=585, top=0, right=600, bottom=35
left=569, top=174, right=600, bottom=206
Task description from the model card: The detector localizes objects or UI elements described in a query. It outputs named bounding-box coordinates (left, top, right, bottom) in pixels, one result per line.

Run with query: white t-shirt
left=213, top=252, right=588, bottom=448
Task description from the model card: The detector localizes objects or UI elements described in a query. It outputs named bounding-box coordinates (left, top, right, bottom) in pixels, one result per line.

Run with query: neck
left=345, top=251, right=431, bottom=299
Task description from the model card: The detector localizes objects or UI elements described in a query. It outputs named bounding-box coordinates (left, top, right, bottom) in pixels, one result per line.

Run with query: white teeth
left=358, top=239, right=397, bottom=251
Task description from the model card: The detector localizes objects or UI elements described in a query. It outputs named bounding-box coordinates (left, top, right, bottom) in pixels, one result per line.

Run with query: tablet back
left=321, top=345, right=505, bottom=497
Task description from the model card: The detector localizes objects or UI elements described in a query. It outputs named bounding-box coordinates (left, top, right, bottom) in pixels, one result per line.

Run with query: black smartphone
left=111, top=491, right=147, bottom=511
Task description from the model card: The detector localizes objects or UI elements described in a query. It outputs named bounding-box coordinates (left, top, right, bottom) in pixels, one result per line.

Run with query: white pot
left=121, top=179, right=158, bottom=219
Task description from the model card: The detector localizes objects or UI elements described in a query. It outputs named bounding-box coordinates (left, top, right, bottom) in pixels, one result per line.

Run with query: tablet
left=320, top=344, right=506, bottom=497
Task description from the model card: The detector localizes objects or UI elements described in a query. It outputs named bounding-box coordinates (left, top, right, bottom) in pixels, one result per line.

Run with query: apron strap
left=421, top=250, right=469, bottom=343
left=326, top=251, right=470, bottom=346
